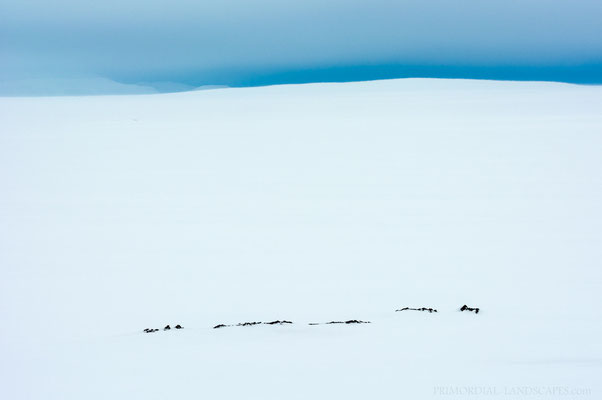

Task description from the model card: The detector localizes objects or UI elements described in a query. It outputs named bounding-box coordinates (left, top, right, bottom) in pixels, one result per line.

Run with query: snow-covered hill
left=1, top=79, right=601, bottom=399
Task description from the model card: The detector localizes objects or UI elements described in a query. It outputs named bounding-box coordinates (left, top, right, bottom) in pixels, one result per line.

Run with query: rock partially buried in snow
left=460, top=305, right=480, bottom=314
left=236, top=321, right=262, bottom=327
left=213, top=320, right=294, bottom=328
left=396, top=307, right=438, bottom=313
left=143, top=325, right=183, bottom=332
left=309, top=320, right=371, bottom=325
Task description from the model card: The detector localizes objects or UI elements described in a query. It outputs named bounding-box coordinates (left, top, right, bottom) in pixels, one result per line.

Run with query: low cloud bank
left=2, top=0, right=601, bottom=95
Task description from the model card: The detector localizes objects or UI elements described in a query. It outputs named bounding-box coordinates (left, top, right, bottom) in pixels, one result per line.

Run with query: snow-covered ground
left=1, top=79, right=601, bottom=399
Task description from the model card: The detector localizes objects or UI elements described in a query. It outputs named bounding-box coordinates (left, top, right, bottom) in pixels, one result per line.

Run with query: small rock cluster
left=143, top=324, right=184, bottom=333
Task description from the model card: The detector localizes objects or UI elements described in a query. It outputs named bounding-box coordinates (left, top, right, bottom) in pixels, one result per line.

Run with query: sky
left=1, top=0, right=602, bottom=94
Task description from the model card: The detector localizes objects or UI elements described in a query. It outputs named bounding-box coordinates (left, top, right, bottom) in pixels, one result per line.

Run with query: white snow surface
left=1, top=79, right=601, bottom=399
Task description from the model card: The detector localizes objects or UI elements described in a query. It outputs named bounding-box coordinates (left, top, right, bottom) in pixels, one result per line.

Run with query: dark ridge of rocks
left=236, top=321, right=263, bottom=327
left=312, top=320, right=371, bottom=325
left=214, top=320, right=293, bottom=329
left=147, top=304, right=487, bottom=332
left=460, top=305, right=480, bottom=314
left=396, top=307, right=438, bottom=313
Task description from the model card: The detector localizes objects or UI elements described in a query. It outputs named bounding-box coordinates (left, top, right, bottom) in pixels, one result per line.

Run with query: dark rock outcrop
left=460, top=305, right=480, bottom=314
left=236, top=321, right=262, bottom=327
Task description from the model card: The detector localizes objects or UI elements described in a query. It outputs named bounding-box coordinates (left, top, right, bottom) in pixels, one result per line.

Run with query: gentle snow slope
left=1, top=79, right=601, bottom=399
